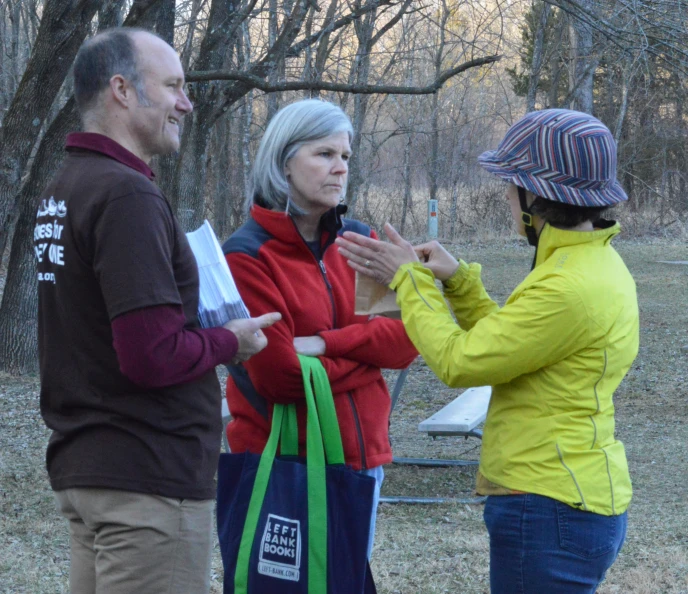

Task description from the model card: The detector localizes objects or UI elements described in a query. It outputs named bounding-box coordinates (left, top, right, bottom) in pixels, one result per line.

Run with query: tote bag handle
left=280, top=356, right=345, bottom=465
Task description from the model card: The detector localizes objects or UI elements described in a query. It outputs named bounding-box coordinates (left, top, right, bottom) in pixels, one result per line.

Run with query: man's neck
left=83, top=121, right=150, bottom=164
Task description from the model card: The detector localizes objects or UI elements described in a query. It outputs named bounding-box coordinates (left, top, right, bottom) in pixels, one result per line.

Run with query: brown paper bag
left=354, top=272, right=401, bottom=319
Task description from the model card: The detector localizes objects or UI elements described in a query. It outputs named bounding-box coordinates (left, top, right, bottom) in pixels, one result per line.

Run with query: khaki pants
left=54, top=488, right=213, bottom=594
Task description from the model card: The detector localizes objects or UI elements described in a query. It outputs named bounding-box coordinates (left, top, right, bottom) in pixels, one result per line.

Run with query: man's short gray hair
left=247, top=99, right=354, bottom=215
left=73, top=27, right=157, bottom=117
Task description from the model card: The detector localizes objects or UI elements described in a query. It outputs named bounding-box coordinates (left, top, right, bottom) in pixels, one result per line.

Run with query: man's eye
left=342, top=154, right=350, bottom=161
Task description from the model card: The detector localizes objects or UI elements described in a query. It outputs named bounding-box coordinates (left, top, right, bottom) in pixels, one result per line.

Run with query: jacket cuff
left=318, top=329, right=345, bottom=357
left=390, top=262, right=423, bottom=291
left=441, top=259, right=470, bottom=293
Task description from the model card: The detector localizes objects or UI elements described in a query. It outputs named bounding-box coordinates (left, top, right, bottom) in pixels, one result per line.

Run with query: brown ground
left=1, top=237, right=686, bottom=593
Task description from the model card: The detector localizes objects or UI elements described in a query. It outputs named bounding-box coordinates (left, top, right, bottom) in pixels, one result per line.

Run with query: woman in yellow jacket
left=336, top=109, right=639, bottom=593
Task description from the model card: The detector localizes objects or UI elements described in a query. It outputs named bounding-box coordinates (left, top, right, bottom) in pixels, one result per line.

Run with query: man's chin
left=158, top=140, right=181, bottom=157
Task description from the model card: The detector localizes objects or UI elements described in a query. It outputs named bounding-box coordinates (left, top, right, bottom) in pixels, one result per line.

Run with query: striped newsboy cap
left=478, top=109, right=628, bottom=207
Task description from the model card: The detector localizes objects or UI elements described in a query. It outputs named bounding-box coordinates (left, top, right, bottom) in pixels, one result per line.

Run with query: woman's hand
left=293, top=336, right=326, bottom=356
left=414, top=241, right=460, bottom=282
left=335, top=223, right=418, bottom=285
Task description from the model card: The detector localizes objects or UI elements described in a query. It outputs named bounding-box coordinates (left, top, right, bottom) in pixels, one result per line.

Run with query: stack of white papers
left=186, top=220, right=250, bottom=327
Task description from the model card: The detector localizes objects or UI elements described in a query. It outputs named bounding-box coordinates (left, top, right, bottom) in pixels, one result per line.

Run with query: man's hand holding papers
left=187, top=220, right=281, bottom=365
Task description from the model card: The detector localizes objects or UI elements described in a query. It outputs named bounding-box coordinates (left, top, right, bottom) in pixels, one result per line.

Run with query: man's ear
left=109, top=74, right=132, bottom=108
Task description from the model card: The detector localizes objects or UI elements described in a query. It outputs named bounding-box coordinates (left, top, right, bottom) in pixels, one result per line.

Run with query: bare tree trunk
left=428, top=0, right=450, bottom=206
left=309, top=0, right=339, bottom=93
left=152, top=0, right=180, bottom=197
left=0, top=5, right=8, bottom=114
left=170, top=0, right=240, bottom=225
left=567, top=1, right=595, bottom=113
left=241, top=90, right=254, bottom=214
left=0, top=0, right=159, bottom=374
left=0, top=99, right=79, bottom=373
left=173, top=0, right=312, bottom=231
left=8, top=0, right=22, bottom=101
left=239, top=23, right=253, bottom=219
left=99, top=0, right=125, bottom=27
left=266, top=0, right=281, bottom=119
left=154, top=0, right=175, bottom=39
left=527, top=0, right=551, bottom=112
left=548, top=16, right=566, bottom=108
left=614, top=61, right=630, bottom=144
left=0, top=0, right=106, bottom=268
left=448, top=124, right=463, bottom=239
left=345, top=0, right=413, bottom=215
left=400, top=123, right=413, bottom=235
left=266, top=0, right=294, bottom=118
left=180, top=0, right=204, bottom=71
left=345, top=2, right=377, bottom=214
left=212, top=115, right=230, bottom=238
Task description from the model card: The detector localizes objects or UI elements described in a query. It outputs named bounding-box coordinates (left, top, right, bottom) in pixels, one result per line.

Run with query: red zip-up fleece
left=222, top=204, right=418, bottom=470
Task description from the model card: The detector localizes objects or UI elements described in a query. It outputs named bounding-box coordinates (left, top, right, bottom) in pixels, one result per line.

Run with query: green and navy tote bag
left=217, top=355, right=377, bottom=594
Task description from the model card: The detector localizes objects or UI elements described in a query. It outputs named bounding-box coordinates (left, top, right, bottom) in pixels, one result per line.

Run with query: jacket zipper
left=318, top=259, right=337, bottom=328
left=289, top=218, right=338, bottom=328
left=347, top=391, right=366, bottom=469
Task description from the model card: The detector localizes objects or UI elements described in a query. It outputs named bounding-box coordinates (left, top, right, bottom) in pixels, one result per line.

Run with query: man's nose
left=178, top=90, right=193, bottom=115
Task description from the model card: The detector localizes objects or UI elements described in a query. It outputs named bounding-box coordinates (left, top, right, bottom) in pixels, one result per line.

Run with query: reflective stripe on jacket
left=390, top=222, right=639, bottom=515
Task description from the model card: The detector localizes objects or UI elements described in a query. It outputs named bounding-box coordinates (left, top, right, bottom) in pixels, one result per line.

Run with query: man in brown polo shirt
left=34, top=28, right=280, bottom=594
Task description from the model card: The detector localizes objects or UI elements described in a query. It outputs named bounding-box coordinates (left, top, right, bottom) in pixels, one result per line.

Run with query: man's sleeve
left=95, top=191, right=238, bottom=387
left=112, top=305, right=238, bottom=388
left=92, top=191, right=182, bottom=319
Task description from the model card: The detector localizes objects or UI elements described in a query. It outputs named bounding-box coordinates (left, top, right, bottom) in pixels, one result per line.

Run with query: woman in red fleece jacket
left=222, top=99, right=417, bottom=557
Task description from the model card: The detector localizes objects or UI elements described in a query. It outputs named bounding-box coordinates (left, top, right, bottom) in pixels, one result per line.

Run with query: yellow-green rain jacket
left=390, top=222, right=639, bottom=515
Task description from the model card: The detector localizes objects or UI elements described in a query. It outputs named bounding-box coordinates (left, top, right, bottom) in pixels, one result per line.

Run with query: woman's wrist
left=441, top=260, right=467, bottom=290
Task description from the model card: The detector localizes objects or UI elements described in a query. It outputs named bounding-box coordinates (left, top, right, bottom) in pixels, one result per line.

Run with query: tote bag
left=217, top=355, right=377, bottom=594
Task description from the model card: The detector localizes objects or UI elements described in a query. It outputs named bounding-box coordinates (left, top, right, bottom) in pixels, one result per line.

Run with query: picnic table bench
left=382, top=368, right=492, bottom=504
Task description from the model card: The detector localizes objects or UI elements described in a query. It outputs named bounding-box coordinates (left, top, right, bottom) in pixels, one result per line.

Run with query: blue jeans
left=359, top=466, right=384, bottom=559
left=483, top=494, right=627, bottom=594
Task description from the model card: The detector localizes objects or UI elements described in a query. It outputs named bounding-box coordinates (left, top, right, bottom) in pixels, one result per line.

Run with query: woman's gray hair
left=246, top=99, right=354, bottom=216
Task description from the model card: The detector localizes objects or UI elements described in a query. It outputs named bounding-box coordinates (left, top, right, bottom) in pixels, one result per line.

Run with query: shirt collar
left=65, top=132, right=155, bottom=180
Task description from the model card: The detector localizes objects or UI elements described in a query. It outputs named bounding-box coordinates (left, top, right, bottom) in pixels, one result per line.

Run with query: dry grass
left=1, top=236, right=687, bottom=593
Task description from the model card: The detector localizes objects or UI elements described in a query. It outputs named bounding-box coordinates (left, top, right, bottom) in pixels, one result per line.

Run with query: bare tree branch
left=286, top=0, right=395, bottom=58
left=186, top=55, right=501, bottom=94
left=546, top=0, right=688, bottom=74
